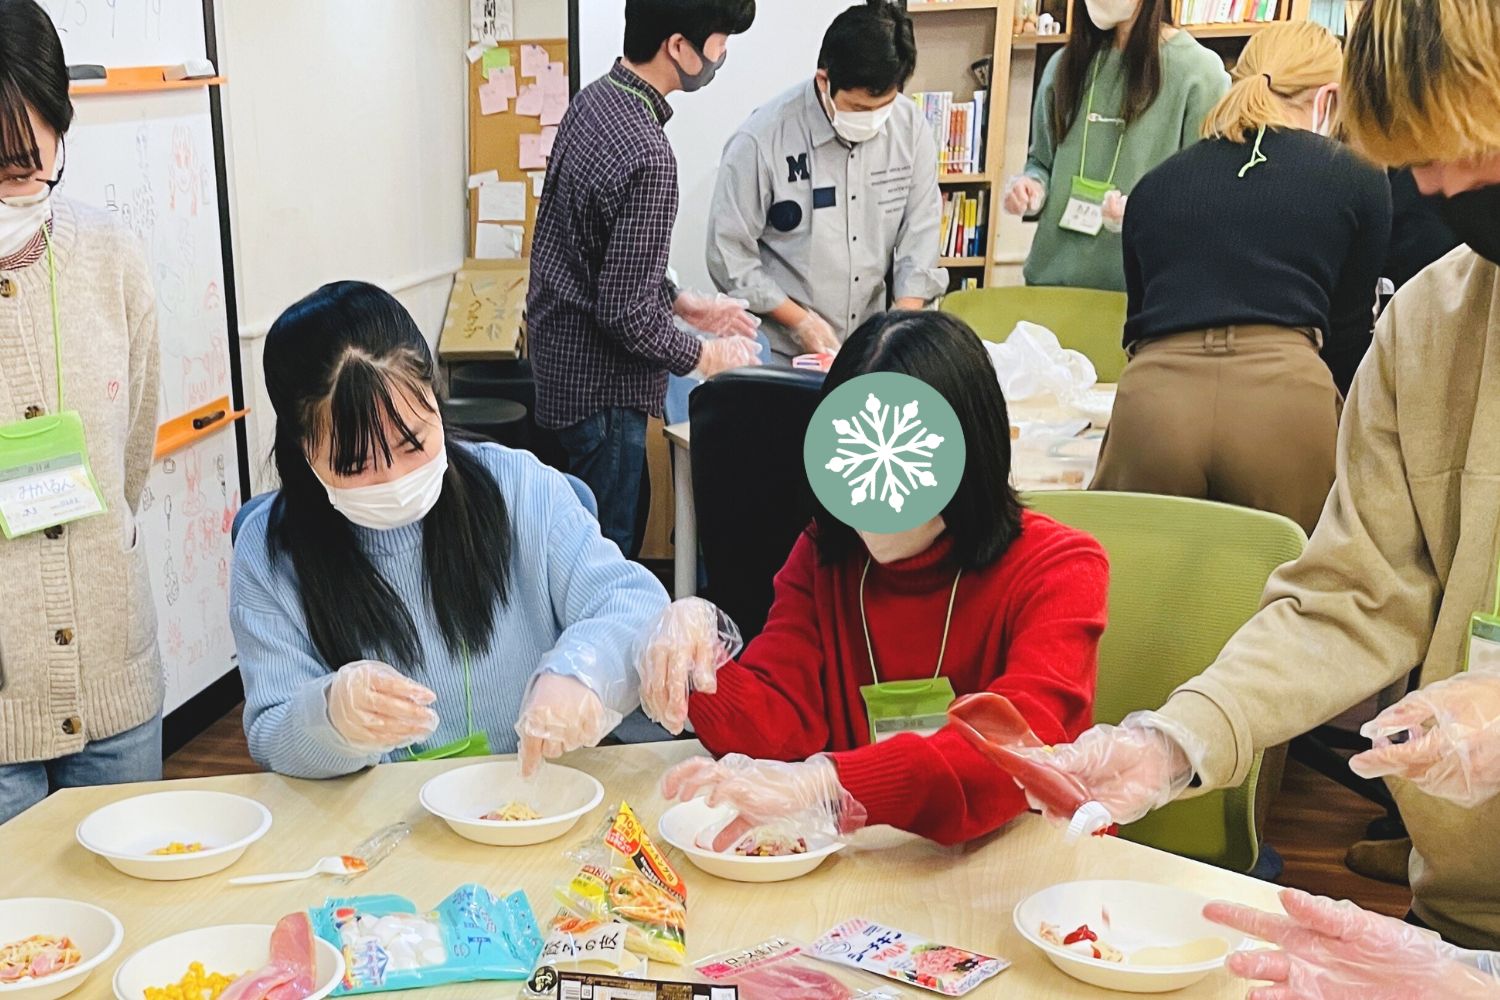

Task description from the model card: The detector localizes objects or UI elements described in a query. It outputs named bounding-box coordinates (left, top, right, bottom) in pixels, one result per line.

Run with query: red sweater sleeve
left=829, top=535, right=1108, bottom=845
left=689, top=535, right=832, bottom=761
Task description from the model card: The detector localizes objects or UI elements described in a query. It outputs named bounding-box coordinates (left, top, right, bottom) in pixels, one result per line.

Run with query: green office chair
left=1025, top=491, right=1308, bottom=873
left=941, top=286, right=1129, bottom=383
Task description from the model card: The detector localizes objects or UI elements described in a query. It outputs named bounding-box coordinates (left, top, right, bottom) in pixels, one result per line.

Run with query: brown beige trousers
left=1091, top=326, right=1340, bottom=536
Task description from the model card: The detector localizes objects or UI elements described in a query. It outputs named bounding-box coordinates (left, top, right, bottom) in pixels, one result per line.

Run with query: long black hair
left=811, top=311, right=1024, bottom=570
left=0, top=0, right=73, bottom=173
left=262, top=281, right=512, bottom=671
left=1051, top=0, right=1174, bottom=141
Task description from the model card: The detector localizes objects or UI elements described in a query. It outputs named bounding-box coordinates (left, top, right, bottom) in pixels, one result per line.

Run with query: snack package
left=310, top=883, right=543, bottom=995
left=520, top=914, right=645, bottom=999
left=556, top=803, right=689, bottom=966
left=556, top=971, right=735, bottom=1000
left=696, top=938, right=909, bottom=1000
left=809, top=920, right=1007, bottom=997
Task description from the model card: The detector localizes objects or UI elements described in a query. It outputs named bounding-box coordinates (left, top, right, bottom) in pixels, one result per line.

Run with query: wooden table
left=0, top=741, right=1280, bottom=999
left=663, top=387, right=1116, bottom=599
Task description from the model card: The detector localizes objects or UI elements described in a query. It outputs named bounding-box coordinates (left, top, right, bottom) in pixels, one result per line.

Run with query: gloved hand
left=634, top=598, right=743, bottom=734
left=327, top=660, right=439, bottom=754
left=1102, top=191, right=1128, bottom=234
left=660, top=753, right=868, bottom=852
left=1350, top=670, right=1500, bottom=808
left=1016, top=712, right=1203, bottom=826
left=515, top=671, right=621, bottom=777
left=674, top=290, right=761, bottom=339
left=1206, top=888, right=1500, bottom=1000
left=1003, top=175, right=1046, bottom=216
left=789, top=310, right=842, bottom=355
left=694, top=335, right=763, bottom=379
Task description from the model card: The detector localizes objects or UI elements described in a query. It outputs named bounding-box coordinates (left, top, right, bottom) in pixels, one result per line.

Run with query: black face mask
left=671, top=39, right=725, bottom=93
left=1439, top=182, right=1500, bottom=267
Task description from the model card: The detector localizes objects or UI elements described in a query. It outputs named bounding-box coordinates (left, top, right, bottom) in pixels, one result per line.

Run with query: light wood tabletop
left=0, top=740, right=1281, bottom=998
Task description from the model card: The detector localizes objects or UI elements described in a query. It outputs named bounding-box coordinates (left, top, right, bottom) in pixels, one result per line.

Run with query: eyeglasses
left=0, top=141, right=66, bottom=208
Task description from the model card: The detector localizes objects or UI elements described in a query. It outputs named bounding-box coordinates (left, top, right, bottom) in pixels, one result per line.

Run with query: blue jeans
left=0, top=716, right=162, bottom=826
left=555, top=408, right=649, bottom=558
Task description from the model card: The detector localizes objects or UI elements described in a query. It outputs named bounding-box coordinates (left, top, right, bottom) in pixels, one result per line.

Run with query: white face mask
left=858, top=516, right=946, bottom=565
left=1084, top=0, right=1139, bottom=29
left=821, top=82, right=894, bottom=144
left=0, top=187, right=51, bottom=259
left=319, top=447, right=448, bottom=531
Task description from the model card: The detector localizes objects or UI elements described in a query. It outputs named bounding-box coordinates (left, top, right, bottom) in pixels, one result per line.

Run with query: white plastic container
left=419, top=760, right=603, bottom=846
left=0, top=898, right=123, bottom=1000
left=75, top=791, right=272, bottom=881
left=658, top=798, right=843, bottom=884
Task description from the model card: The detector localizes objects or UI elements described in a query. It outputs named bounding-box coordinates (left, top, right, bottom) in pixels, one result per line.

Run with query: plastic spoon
left=948, top=692, right=1113, bottom=841
left=229, top=854, right=367, bottom=886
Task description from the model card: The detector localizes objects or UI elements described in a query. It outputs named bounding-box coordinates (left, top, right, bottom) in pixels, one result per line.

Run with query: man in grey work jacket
left=706, top=0, right=947, bottom=363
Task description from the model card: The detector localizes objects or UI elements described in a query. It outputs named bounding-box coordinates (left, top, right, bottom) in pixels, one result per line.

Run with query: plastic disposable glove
left=327, top=660, right=439, bottom=754
left=633, top=598, right=744, bottom=734
left=660, top=753, right=868, bottom=852
left=515, top=671, right=621, bottom=777
left=694, top=335, right=763, bottom=379
left=1016, top=712, right=1203, bottom=826
left=1003, top=174, right=1046, bottom=216
left=1102, top=191, right=1128, bottom=234
left=789, top=310, right=842, bottom=355
left=1206, top=888, right=1500, bottom=1000
left=674, top=290, right=761, bottom=339
left=1350, top=671, right=1500, bottom=808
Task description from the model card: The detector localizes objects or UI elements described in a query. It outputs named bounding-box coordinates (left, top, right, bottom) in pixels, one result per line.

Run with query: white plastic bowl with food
left=112, top=924, right=344, bottom=1000
left=75, top=791, right=272, bottom=881
left=657, top=798, right=843, bottom=883
left=1014, top=880, right=1245, bottom=993
left=419, top=760, right=603, bottom=846
left=0, top=898, right=123, bottom=1000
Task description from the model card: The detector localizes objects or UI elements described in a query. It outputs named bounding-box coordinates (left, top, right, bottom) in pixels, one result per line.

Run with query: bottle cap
left=1065, top=801, right=1112, bottom=843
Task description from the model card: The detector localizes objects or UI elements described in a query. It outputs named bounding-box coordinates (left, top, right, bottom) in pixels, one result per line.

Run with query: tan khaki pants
left=1091, top=326, right=1340, bottom=536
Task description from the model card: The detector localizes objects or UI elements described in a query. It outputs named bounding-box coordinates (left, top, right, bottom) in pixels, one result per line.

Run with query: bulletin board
left=466, top=37, right=569, bottom=261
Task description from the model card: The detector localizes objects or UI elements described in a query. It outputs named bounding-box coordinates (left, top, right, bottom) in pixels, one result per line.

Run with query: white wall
left=516, top=0, right=567, bottom=38
left=218, top=0, right=468, bottom=489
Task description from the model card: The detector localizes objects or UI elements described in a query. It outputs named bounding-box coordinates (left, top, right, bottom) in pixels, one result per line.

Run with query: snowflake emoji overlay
left=825, top=392, right=946, bottom=514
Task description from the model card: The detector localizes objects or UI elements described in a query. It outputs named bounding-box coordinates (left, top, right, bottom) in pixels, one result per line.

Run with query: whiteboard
left=62, top=90, right=242, bottom=712
left=575, top=0, right=852, bottom=294
left=37, top=0, right=207, bottom=66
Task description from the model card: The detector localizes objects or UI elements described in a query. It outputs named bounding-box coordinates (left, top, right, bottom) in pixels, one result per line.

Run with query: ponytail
left=1201, top=20, right=1343, bottom=143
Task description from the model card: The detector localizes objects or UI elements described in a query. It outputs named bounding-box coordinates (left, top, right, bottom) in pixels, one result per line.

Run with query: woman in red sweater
left=642, top=310, right=1109, bottom=846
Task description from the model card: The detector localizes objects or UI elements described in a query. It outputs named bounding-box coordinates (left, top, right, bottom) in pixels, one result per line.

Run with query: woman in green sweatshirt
left=1004, top=0, right=1228, bottom=292
left=1005, top=0, right=1500, bottom=989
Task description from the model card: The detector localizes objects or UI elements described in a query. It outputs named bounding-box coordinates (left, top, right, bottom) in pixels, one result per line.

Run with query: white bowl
left=76, top=791, right=272, bottom=881
left=0, top=899, right=123, bottom=1000
left=112, top=924, right=344, bottom=1000
left=1014, top=880, right=1244, bottom=993
left=419, top=760, right=603, bottom=846
left=658, top=799, right=842, bottom=883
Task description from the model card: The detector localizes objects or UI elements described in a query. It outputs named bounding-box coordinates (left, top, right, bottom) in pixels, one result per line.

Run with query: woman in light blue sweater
left=231, top=281, right=667, bottom=779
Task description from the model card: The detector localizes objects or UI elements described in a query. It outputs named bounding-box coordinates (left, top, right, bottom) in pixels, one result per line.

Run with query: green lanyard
left=1078, top=60, right=1127, bottom=189
left=405, top=646, right=491, bottom=761
left=607, top=76, right=662, bottom=123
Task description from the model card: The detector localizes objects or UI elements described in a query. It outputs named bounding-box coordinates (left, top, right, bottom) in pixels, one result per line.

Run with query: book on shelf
left=1178, top=0, right=1278, bottom=22
left=909, top=89, right=987, bottom=175
left=939, top=189, right=988, bottom=259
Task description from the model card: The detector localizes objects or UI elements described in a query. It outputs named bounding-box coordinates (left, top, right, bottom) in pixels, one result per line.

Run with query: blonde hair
left=1343, top=0, right=1500, bottom=166
left=1201, top=21, right=1343, bottom=143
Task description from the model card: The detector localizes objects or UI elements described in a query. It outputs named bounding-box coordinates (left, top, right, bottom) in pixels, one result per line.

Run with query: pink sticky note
left=515, top=82, right=543, bottom=117
left=520, top=44, right=548, bottom=78
left=539, top=126, right=558, bottom=157
left=540, top=61, right=567, bottom=94
left=486, top=65, right=518, bottom=99
left=519, top=134, right=548, bottom=170
left=479, top=80, right=508, bottom=116
left=540, top=90, right=567, bottom=126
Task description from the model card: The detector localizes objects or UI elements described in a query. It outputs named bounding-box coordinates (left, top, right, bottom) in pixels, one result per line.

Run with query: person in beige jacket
left=1009, top=0, right=1500, bottom=990
left=0, top=0, right=162, bottom=824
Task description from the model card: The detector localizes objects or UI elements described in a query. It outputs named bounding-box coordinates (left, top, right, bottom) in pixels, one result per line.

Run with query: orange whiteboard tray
left=154, top=396, right=248, bottom=460
left=70, top=66, right=226, bottom=97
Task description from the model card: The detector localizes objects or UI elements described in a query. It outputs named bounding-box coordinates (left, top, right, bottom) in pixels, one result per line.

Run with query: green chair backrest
left=1025, top=491, right=1308, bottom=872
left=941, top=286, right=1129, bottom=383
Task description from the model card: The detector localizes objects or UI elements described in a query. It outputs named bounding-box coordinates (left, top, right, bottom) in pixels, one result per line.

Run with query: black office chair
left=448, top=360, right=567, bottom=470
left=689, top=368, right=825, bottom=641
left=440, top=396, right=529, bottom=450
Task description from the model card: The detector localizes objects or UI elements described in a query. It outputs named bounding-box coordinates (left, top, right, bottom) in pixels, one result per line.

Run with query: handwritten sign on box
left=439, top=259, right=529, bottom=361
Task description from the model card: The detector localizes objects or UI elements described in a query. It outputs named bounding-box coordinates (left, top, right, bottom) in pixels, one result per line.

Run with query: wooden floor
left=167, top=706, right=1412, bottom=917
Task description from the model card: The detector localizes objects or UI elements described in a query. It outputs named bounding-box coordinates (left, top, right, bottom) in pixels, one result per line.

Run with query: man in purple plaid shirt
left=528, top=0, right=761, bottom=558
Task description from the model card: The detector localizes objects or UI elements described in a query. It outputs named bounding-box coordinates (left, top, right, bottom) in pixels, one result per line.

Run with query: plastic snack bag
left=810, top=920, right=1007, bottom=997
left=697, top=938, right=910, bottom=1000
left=520, top=914, right=645, bottom=999
left=559, top=802, right=689, bottom=965
left=311, top=883, right=543, bottom=995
